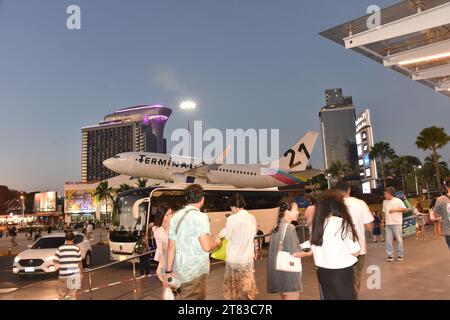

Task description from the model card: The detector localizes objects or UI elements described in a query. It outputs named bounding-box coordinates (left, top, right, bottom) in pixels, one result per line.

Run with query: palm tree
left=369, top=142, right=396, bottom=189
left=416, top=126, right=450, bottom=190
left=421, top=155, right=450, bottom=190
left=388, top=156, right=414, bottom=192
left=326, top=160, right=352, bottom=182
left=94, top=181, right=114, bottom=217
left=116, top=183, right=133, bottom=194
left=136, top=178, right=148, bottom=188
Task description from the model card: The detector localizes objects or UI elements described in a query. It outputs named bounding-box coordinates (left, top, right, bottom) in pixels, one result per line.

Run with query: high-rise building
left=81, top=105, right=172, bottom=182
left=355, top=109, right=378, bottom=192
left=319, top=89, right=357, bottom=170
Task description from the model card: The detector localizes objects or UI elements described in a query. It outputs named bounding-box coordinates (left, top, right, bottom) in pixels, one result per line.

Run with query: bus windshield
left=110, top=194, right=149, bottom=241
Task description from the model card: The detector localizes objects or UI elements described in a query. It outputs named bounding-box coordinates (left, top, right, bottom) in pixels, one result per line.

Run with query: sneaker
left=386, top=256, right=394, bottom=262
left=397, top=256, right=404, bottom=261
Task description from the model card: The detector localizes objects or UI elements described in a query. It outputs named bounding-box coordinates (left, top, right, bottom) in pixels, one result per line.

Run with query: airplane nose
left=103, top=158, right=115, bottom=170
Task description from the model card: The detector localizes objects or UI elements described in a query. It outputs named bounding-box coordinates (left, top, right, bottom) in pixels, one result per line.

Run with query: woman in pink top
left=152, top=203, right=174, bottom=292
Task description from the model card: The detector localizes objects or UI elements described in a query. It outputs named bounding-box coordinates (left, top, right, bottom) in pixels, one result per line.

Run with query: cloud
left=153, top=66, right=185, bottom=95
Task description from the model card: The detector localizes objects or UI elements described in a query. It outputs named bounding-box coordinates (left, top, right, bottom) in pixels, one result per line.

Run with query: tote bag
left=276, top=224, right=302, bottom=273
left=211, top=238, right=228, bottom=261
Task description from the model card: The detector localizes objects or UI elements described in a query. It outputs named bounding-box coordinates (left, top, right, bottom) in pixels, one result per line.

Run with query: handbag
left=211, top=238, right=228, bottom=261
left=275, top=224, right=302, bottom=273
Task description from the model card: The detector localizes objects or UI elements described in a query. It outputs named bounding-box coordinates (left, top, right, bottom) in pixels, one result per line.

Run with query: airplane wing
left=179, top=145, right=231, bottom=178
left=289, top=169, right=324, bottom=180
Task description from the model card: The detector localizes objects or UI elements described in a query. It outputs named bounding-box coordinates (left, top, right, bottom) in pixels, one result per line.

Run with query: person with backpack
left=165, top=184, right=221, bottom=300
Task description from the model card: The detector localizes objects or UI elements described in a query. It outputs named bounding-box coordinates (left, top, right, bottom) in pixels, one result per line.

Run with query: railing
left=83, top=249, right=156, bottom=300
left=83, top=224, right=310, bottom=300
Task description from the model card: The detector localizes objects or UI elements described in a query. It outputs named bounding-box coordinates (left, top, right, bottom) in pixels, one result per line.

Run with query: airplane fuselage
left=104, top=152, right=306, bottom=189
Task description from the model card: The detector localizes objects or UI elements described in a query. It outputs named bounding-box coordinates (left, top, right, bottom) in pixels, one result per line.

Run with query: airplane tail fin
left=214, top=144, right=232, bottom=165
left=270, top=131, right=319, bottom=172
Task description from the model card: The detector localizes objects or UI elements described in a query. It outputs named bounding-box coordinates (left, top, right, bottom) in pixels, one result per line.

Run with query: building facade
left=81, top=105, right=172, bottom=182
left=319, top=89, right=358, bottom=170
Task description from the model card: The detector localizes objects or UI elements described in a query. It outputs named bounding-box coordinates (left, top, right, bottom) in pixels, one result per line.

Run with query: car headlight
left=14, top=256, right=20, bottom=263
left=45, top=255, right=56, bottom=261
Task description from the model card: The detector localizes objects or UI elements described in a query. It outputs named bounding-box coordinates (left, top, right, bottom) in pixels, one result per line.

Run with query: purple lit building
left=81, top=105, right=172, bottom=182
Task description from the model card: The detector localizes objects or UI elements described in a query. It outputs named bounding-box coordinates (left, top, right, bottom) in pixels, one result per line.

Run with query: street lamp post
left=20, top=195, right=25, bottom=224
left=413, top=165, right=422, bottom=197
left=180, top=100, right=197, bottom=159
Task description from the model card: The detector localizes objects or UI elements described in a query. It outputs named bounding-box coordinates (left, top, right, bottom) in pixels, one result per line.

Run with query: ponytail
left=273, top=199, right=292, bottom=233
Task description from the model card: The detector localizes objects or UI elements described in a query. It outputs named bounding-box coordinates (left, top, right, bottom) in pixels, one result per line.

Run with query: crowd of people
left=146, top=180, right=450, bottom=301
left=49, top=178, right=450, bottom=300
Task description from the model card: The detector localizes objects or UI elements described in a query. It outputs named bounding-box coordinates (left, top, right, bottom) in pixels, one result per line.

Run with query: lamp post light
left=413, top=165, right=422, bottom=197
left=20, top=195, right=25, bottom=223
left=180, top=100, right=197, bottom=158
left=327, top=173, right=332, bottom=190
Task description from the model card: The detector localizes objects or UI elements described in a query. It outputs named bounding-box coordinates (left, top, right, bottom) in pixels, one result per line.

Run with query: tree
left=421, top=154, right=450, bottom=191
left=388, top=156, right=414, bottom=192
left=94, top=181, right=114, bottom=217
left=369, top=142, right=396, bottom=189
left=136, top=178, right=148, bottom=188
left=416, top=126, right=450, bottom=191
left=116, top=184, right=133, bottom=194
left=326, top=161, right=352, bottom=182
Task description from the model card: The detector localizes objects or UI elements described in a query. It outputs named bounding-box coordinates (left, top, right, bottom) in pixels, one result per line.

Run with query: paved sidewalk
left=135, top=233, right=450, bottom=300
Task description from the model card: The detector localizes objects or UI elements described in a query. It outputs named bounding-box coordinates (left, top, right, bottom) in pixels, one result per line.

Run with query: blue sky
left=0, top=0, right=449, bottom=192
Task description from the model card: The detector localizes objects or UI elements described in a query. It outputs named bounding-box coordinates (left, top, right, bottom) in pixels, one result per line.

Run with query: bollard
left=132, top=261, right=137, bottom=293
left=8, top=245, right=12, bottom=256
left=88, top=271, right=93, bottom=300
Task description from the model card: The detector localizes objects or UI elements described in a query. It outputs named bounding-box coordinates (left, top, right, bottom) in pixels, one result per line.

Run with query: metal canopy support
left=344, top=2, right=450, bottom=49
left=383, top=39, right=450, bottom=66
left=413, top=63, right=450, bottom=80
left=435, top=80, right=450, bottom=91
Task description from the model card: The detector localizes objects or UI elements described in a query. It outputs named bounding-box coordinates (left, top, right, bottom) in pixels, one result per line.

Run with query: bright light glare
left=180, top=101, right=197, bottom=111
left=398, top=52, right=450, bottom=66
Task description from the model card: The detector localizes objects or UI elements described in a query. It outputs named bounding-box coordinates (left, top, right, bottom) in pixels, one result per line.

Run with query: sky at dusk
left=0, top=0, right=449, bottom=193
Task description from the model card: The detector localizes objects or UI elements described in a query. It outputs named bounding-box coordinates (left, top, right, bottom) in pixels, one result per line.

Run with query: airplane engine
left=173, top=173, right=208, bottom=185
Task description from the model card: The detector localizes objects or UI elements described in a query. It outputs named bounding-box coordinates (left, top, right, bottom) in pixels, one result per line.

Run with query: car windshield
left=31, top=237, right=66, bottom=249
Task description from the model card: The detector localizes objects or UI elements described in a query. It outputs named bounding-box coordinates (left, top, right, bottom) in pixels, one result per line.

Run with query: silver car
left=13, top=232, right=93, bottom=277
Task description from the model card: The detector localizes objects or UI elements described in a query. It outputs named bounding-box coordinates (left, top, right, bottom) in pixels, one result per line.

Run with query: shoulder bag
left=275, top=224, right=302, bottom=273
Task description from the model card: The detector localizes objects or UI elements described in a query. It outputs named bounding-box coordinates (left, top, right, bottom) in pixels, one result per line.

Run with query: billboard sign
left=65, top=190, right=97, bottom=214
left=34, top=192, right=57, bottom=212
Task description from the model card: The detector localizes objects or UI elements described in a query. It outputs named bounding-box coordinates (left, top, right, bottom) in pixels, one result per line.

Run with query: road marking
left=0, top=288, right=18, bottom=294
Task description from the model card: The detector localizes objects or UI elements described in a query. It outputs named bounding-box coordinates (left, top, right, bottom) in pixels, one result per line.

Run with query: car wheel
left=83, top=251, right=92, bottom=268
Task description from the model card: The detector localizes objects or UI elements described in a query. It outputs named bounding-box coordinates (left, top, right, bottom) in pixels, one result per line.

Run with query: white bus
left=109, top=184, right=284, bottom=262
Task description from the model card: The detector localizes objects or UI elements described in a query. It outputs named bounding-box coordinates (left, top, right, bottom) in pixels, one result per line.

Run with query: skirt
left=223, top=262, right=259, bottom=300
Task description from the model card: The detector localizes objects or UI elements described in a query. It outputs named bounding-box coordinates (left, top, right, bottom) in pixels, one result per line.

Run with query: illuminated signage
left=362, top=182, right=371, bottom=194
left=146, top=115, right=168, bottom=121
left=357, top=145, right=363, bottom=156
left=34, top=192, right=57, bottom=212
left=364, top=154, right=370, bottom=166
left=356, top=133, right=362, bottom=145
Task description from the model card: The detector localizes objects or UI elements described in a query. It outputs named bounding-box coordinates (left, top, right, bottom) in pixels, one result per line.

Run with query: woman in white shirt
left=311, top=190, right=361, bottom=300
left=152, top=203, right=174, bottom=294
left=220, top=194, right=259, bottom=300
